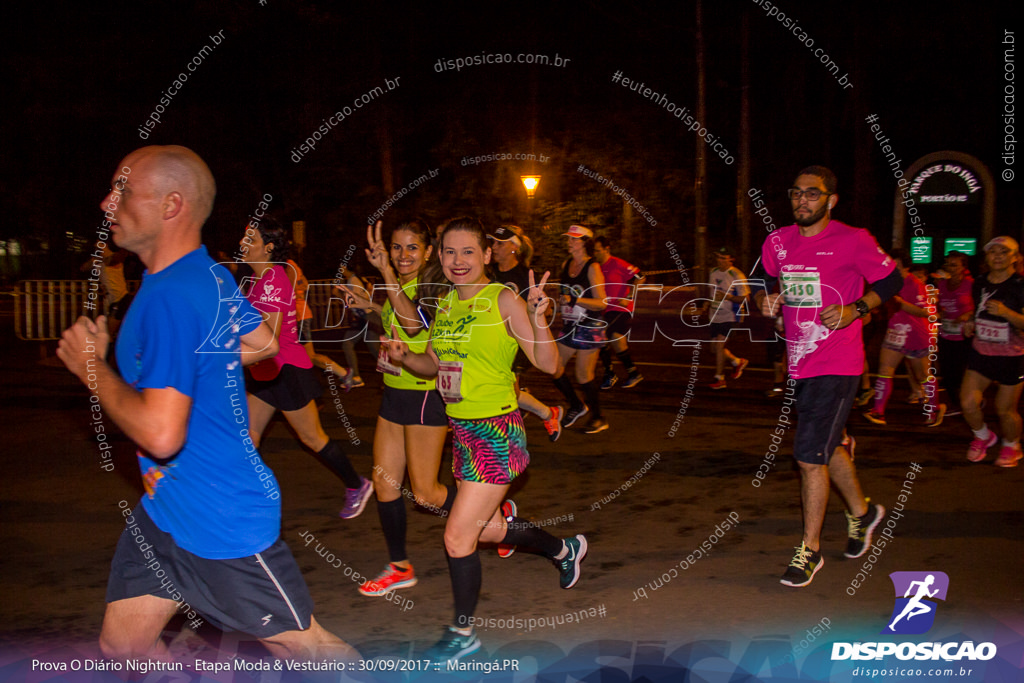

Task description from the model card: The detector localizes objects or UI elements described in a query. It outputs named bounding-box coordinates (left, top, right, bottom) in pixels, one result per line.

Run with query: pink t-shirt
left=934, top=276, right=974, bottom=341
left=762, top=220, right=895, bottom=379
left=600, top=256, right=641, bottom=313
left=246, top=265, right=312, bottom=381
left=885, top=275, right=930, bottom=351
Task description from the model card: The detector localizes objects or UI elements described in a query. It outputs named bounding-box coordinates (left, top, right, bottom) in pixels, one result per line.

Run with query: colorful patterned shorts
left=450, top=410, right=530, bottom=484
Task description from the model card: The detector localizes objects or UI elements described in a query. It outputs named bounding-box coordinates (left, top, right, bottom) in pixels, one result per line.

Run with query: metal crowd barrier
left=14, top=280, right=140, bottom=341
left=15, top=275, right=703, bottom=341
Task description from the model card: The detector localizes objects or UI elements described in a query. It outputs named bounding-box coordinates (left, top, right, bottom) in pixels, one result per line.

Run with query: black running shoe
left=844, top=500, right=885, bottom=558
left=622, top=373, right=644, bottom=388
left=779, top=543, right=823, bottom=587
left=562, top=404, right=589, bottom=427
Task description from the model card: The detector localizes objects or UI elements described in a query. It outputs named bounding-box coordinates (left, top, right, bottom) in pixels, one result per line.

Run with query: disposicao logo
left=832, top=571, right=997, bottom=662
left=882, top=571, right=949, bottom=635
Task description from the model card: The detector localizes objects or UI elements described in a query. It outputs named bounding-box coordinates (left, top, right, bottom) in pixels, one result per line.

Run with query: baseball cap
left=714, top=246, right=734, bottom=257
left=489, top=225, right=524, bottom=247
left=984, top=236, right=1020, bottom=253
left=564, top=225, right=594, bottom=239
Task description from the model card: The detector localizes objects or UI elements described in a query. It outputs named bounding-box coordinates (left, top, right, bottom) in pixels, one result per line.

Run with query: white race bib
left=780, top=271, right=823, bottom=308
left=976, top=318, right=1011, bottom=344
left=561, top=303, right=585, bottom=322
left=376, top=344, right=402, bottom=376
left=939, top=319, right=962, bottom=337
left=884, top=326, right=908, bottom=348
left=437, top=361, right=464, bottom=403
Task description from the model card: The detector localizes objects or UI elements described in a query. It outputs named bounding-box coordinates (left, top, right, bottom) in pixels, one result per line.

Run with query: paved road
left=1, top=323, right=1021, bottom=682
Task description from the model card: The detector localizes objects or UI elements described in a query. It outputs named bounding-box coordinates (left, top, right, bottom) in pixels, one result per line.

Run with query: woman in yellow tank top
left=383, top=217, right=590, bottom=663
left=340, top=219, right=455, bottom=598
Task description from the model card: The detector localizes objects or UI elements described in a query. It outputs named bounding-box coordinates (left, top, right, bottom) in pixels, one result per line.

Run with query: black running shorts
left=107, top=505, right=314, bottom=639
left=793, top=375, right=859, bottom=465
left=247, top=364, right=323, bottom=412
left=378, top=385, right=448, bottom=426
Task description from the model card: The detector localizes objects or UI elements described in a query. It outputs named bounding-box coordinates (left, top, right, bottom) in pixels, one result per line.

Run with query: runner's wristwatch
left=854, top=299, right=870, bottom=318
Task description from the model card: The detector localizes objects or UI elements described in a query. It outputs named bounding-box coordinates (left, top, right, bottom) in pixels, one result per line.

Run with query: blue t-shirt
left=116, top=246, right=281, bottom=559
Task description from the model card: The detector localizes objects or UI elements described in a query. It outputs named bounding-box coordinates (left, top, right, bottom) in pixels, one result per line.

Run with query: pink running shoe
left=995, top=443, right=1022, bottom=468
left=967, top=432, right=998, bottom=463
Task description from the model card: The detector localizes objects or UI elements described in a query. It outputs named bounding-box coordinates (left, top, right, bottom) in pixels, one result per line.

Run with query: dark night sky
left=2, top=2, right=1017, bottom=277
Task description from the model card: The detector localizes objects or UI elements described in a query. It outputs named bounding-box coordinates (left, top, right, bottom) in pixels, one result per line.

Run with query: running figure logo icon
left=882, top=571, right=949, bottom=635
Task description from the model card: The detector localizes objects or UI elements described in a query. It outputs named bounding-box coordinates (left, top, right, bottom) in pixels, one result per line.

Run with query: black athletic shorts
left=247, top=364, right=323, bottom=412
left=793, top=375, right=859, bottom=465
left=107, top=505, right=314, bottom=639
left=967, top=349, right=1024, bottom=386
left=709, top=321, right=734, bottom=339
left=378, top=385, right=448, bottom=426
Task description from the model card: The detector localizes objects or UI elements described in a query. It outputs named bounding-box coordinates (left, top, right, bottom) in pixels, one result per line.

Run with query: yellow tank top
left=431, top=282, right=519, bottom=419
left=379, top=278, right=436, bottom=391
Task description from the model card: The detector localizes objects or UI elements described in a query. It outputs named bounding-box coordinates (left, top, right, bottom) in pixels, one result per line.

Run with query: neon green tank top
left=431, top=282, right=519, bottom=419
left=379, top=278, right=435, bottom=391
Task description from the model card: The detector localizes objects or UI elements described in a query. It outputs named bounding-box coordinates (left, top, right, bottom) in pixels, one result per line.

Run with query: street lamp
left=520, top=175, right=541, bottom=231
left=521, top=175, right=541, bottom=199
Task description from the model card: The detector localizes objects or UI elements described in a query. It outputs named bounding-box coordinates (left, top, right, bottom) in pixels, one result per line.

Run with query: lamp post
left=521, top=175, right=541, bottom=230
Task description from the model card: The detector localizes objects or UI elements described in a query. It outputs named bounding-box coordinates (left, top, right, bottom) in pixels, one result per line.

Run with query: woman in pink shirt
left=239, top=218, right=373, bottom=518
left=864, top=250, right=942, bottom=426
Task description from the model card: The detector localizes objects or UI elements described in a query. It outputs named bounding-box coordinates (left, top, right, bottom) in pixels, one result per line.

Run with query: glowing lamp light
left=521, top=175, right=541, bottom=199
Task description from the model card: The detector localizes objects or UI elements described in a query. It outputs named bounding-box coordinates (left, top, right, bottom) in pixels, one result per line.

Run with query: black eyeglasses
left=788, top=188, right=831, bottom=201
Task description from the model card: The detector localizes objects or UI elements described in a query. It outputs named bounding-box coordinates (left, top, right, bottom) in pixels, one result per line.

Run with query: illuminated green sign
left=944, top=238, right=977, bottom=256
left=911, top=237, right=933, bottom=263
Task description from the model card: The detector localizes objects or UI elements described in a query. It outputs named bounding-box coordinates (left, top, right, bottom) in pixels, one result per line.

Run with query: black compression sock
left=500, top=516, right=564, bottom=558
left=317, top=440, right=362, bottom=489
left=447, top=551, right=481, bottom=630
left=616, top=349, right=637, bottom=374
left=553, top=375, right=582, bottom=409
left=377, top=497, right=407, bottom=564
left=599, top=346, right=613, bottom=374
left=582, top=380, right=602, bottom=419
left=440, top=484, right=457, bottom=514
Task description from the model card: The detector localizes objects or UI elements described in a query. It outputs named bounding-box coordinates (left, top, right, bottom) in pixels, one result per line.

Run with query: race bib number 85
left=437, top=361, right=464, bottom=403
